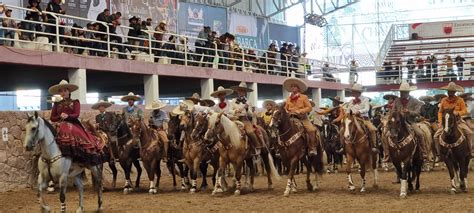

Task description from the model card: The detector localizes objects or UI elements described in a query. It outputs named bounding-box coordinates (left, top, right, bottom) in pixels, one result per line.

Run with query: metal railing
left=0, top=4, right=347, bottom=82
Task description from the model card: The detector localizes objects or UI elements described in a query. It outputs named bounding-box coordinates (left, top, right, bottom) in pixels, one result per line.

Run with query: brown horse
left=179, top=110, right=203, bottom=193
left=341, top=112, right=378, bottom=192
left=130, top=118, right=164, bottom=194
left=270, top=103, right=324, bottom=197
left=438, top=109, right=471, bottom=193
left=386, top=111, right=423, bottom=198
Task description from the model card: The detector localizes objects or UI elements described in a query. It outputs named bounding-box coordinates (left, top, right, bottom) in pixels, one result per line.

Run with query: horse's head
left=23, top=111, right=43, bottom=151
left=322, top=119, right=331, bottom=139
left=269, top=103, right=286, bottom=129
left=192, top=112, right=208, bottom=141
left=387, top=110, right=405, bottom=140
left=442, top=108, right=457, bottom=135
left=204, top=112, right=224, bottom=141
left=129, top=117, right=143, bottom=143
left=179, top=111, right=193, bottom=130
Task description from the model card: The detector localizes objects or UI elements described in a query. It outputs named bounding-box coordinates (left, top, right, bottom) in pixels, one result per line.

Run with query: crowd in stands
left=0, top=0, right=310, bottom=76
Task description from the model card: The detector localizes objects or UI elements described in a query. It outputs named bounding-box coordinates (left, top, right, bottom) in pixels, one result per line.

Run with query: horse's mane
left=41, top=117, right=57, bottom=137
left=219, top=115, right=242, bottom=148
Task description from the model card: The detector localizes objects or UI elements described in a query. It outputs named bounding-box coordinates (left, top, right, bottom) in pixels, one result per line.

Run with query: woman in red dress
left=49, top=80, right=103, bottom=165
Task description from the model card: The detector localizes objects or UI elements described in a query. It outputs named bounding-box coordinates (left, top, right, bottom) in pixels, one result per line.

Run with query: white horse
left=23, top=112, right=103, bottom=213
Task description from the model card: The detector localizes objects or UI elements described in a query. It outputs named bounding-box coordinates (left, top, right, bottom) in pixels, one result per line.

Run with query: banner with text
left=229, top=12, right=268, bottom=50
left=409, top=19, right=474, bottom=39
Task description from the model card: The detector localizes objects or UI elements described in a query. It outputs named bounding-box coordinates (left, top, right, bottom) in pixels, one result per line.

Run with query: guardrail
left=0, top=4, right=349, bottom=82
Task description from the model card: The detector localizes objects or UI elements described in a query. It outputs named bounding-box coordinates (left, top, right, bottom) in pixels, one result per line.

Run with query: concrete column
left=311, top=88, right=322, bottom=108
left=248, top=82, right=258, bottom=106
left=337, top=89, right=346, bottom=101
left=200, top=78, right=214, bottom=99
left=68, top=68, right=87, bottom=103
left=144, top=74, right=159, bottom=105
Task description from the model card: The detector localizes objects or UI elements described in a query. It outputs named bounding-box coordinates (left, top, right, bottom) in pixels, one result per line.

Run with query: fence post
left=184, top=36, right=188, bottom=66
left=55, top=15, right=60, bottom=52
left=241, top=49, right=245, bottom=72
left=148, top=32, right=153, bottom=62
left=265, top=52, right=269, bottom=75
left=106, top=25, right=111, bottom=58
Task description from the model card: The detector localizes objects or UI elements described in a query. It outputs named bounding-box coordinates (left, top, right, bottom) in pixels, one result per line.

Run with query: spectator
left=45, top=0, right=65, bottom=43
left=382, top=61, right=393, bottom=81
left=24, top=0, right=43, bottom=41
left=145, top=18, right=153, bottom=31
left=290, top=45, right=300, bottom=73
left=298, top=52, right=310, bottom=76
left=162, top=35, right=177, bottom=63
left=195, top=26, right=210, bottom=65
left=322, top=63, right=335, bottom=82
left=96, top=9, right=110, bottom=33
left=349, top=59, right=359, bottom=84
left=455, top=55, right=465, bottom=79
left=152, top=20, right=167, bottom=60
left=218, top=32, right=231, bottom=70
left=2, top=9, right=16, bottom=46
left=204, top=31, right=218, bottom=68
left=429, top=53, right=438, bottom=77
left=280, top=43, right=289, bottom=72
left=394, top=58, right=402, bottom=82
left=425, top=55, right=432, bottom=78
left=445, top=55, right=455, bottom=80
left=406, top=58, right=415, bottom=83
left=416, top=57, right=424, bottom=81
left=108, top=12, right=123, bottom=56
left=127, top=16, right=143, bottom=51
left=244, top=49, right=259, bottom=73
left=261, top=43, right=278, bottom=74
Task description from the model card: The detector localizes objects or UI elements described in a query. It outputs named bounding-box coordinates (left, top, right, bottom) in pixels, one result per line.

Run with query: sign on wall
left=229, top=12, right=269, bottom=50
left=269, top=23, right=300, bottom=49
left=409, top=19, right=474, bottom=39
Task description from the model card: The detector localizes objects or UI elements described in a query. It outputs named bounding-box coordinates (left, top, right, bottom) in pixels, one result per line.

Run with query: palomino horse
left=341, top=112, right=378, bottom=192
left=130, top=118, right=164, bottom=194
left=23, top=112, right=103, bottom=212
left=270, top=103, right=324, bottom=197
left=205, top=112, right=254, bottom=195
left=438, top=109, right=471, bottom=193
left=179, top=110, right=203, bottom=193
left=322, top=119, right=343, bottom=173
left=386, top=111, right=423, bottom=198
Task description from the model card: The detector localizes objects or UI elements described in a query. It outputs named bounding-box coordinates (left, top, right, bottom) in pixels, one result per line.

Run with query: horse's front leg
left=399, top=160, right=409, bottom=198
left=190, top=158, right=200, bottom=193
left=445, top=158, right=457, bottom=194
left=284, top=157, right=298, bottom=197
left=108, top=160, right=118, bottom=189
left=233, top=160, right=244, bottom=195
left=359, top=161, right=367, bottom=193
left=346, top=154, right=355, bottom=191
left=246, top=158, right=255, bottom=192
left=58, top=173, right=68, bottom=212
left=89, top=165, right=103, bottom=212
left=37, top=173, right=50, bottom=212
left=212, top=156, right=226, bottom=196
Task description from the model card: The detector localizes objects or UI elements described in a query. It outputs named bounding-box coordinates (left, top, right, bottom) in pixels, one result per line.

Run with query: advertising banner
left=409, top=19, right=474, bottom=39
left=229, top=12, right=268, bottom=50
left=269, top=23, right=300, bottom=48
left=177, top=2, right=226, bottom=44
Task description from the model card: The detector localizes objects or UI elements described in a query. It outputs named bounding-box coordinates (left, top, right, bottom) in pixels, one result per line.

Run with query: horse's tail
left=314, top=144, right=325, bottom=175
left=267, top=152, right=281, bottom=181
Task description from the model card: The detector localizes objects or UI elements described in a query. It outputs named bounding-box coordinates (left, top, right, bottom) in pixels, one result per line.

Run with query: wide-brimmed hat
left=440, top=82, right=464, bottom=92
left=230, top=82, right=253, bottom=93
left=210, top=86, right=233, bottom=98
left=419, top=96, right=435, bottom=102
left=383, top=94, right=398, bottom=100
left=329, top=96, right=343, bottom=104
left=159, top=20, right=167, bottom=25
left=346, top=84, right=365, bottom=93
left=459, top=93, right=473, bottom=101
left=47, top=95, right=63, bottom=103
left=172, top=100, right=195, bottom=115
left=185, top=93, right=201, bottom=104
left=145, top=100, right=167, bottom=110
left=283, top=77, right=308, bottom=92
left=392, top=82, right=417, bottom=92
left=433, top=94, right=447, bottom=102
left=199, top=99, right=215, bottom=107
left=121, top=92, right=142, bottom=102
left=128, top=16, right=138, bottom=22
left=92, top=100, right=112, bottom=110
left=319, top=107, right=329, bottom=111
left=48, top=80, right=78, bottom=95
left=263, top=99, right=276, bottom=108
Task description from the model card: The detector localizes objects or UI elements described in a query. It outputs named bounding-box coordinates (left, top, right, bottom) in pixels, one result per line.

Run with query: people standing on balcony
left=416, top=57, right=424, bottom=81
left=455, top=55, right=465, bottom=79
left=280, top=43, right=289, bottom=73
left=394, top=58, right=402, bottom=83
left=24, top=0, right=43, bottom=41
left=299, top=52, right=310, bottom=76
left=204, top=31, right=218, bottom=68
left=96, top=9, right=110, bottom=33
left=45, top=0, right=65, bottom=43
left=425, top=55, right=432, bottom=80
left=153, top=21, right=167, bottom=61
left=322, top=63, right=335, bottom=82
left=162, top=35, right=177, bottom=63
left=195, top=26, right=210, bottom=66
left=290, top=45, right=300, bottom=73
left=383, top=61, right=393, bottom=82
left=349, top=59, right=359, bottom=84
left=127, top=16, right=143, bottom=52
left=427, top=53, right=438, bottom=78
left=445, top=55, right=455, bottom=81
left=1, top=9, right=16, bottom=46
left=406, top=58, right=415, bottom=83
left=245, top=49, right=259, bottom=73
left=260, top=43, right=278, bottom=75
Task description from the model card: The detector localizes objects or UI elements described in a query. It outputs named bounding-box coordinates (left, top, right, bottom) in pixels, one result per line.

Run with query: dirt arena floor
left=1, top=165, right=473, bottom=212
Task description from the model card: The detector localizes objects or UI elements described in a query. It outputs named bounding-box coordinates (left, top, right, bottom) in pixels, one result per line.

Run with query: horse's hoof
left=360, top=188, right=366, bottom=193
left=148, top=188, right=157, bottom=194
left=450, top=188, right=457, bottom=194
left=291, top=188, right=297, bottom=193
left=41, top=205, right=51, bottom=213
left=234, top=190, right=241, bottom=195
left=348, top=185, right=356, bottom=191
left=283, top=190, right=290, bottom=197
left=268, top=184, right=273, bottom=190
left=46, top=187, right=55, bottom=193
left=373, top=184, right=379, bottom=189
left=400, top=192, right=407, bottom=199
left=313, top=185, right=319, bottom=191
left=75, top=207, right=84, bottom=213
left=123, top=188, right=130, bottom=194
left=190, top=188, right=197, bottom=194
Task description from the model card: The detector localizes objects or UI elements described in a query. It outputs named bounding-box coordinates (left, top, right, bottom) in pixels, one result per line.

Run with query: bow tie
left=290, top=94, right=300, bottom=102
left=236, top=97, right=247, bottom=104
left=401, top=98, right=409, bottom=106
left=219, top=102, right=227, bottom=109
left=353, top=98, right=361, bottom=104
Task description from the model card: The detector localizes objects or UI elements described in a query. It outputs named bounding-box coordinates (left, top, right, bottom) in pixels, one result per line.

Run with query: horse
left=322, top=119, right=343, bottom=174
left=179, top=110, right=203, bottom=193
left=257, top=116, right=283, bottom=175
left=438, top=109, right=471, bottom=193
left=341, top=112, right=378, bottom=192
left=270, top=103, right=324, bottom=197
left=130, top=118, right=164, bottom=194
left=204, top=112, right=254, bottom=195
left=167, top=113, right=191, bottom=190
left=23, top=112, right=103, bottom=212
left=386, top=111, right=423, bottom=198
left=416, top=121, right=436, bottom=171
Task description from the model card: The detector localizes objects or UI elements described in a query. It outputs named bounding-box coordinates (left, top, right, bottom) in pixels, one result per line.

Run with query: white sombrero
left=210, top=86, right=233, bottom=98
left=48, top=80, right=78, bottom=95
left=346, top=84, right=365, bottom=92
left=91, top=100, right=112, bottom=110
left=172, top=100, right=195, bottom=115
left=419, top=96, right=435, bottom=102
left=283, top=77, right=308, bottom=92
left=263, top=99, right=276, bottom=108
left=185, top=93, right=201, bottom=104
left=121, top=92, right=142, bottom=102
left=391, top=82, right=417, bottom=92
left=230, top=82, right=253, bottom=92
left=440, top=82, right=464, bottom=92
left=145, top=100, right=167, bottom=110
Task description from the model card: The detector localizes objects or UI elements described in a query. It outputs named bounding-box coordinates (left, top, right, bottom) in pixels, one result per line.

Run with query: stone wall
left=0, top=107, right=159, bottom=193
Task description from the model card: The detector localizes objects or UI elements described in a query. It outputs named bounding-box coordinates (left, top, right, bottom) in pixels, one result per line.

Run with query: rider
left=121, top=92, right=144, bottom=122
left=419, top=96, right=438, bottom=123
left=92, top=100, right=115, bottom=132
left=390, top=82, right=427, bottom=159
left=344, top=84, right=378, bottom=153
left=48, top=80, right=103, bottom=165
left=435, top=82, right=474, bottom=158
left=210, top=86, right=233, bottom=114
left=318, top=96, right=345, bottom=125
left=261, top=99, right=277, bottom=127
left=147, top=100, right=170, bottom=161
left=383, top=94, right=397, bottom=115
left=283, top=77, right=318, bottom=156
left=230, top=82, right=264, bottom=155
left=185, top=93, right=211, bottom=114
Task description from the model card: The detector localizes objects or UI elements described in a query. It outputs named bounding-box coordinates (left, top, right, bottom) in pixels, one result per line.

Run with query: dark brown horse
left=270, top=103, right=324, bottom=197
left=167, top=113, right=191, bottom=191
left=341, top=112, right=378, bottom=192
left=322, top=119, right=343, bottom=174
left=438, top=108, right=471, bottom=193
left=386, top=111, right=422, bottom=198
left=130, top=118, right=164, bottom=194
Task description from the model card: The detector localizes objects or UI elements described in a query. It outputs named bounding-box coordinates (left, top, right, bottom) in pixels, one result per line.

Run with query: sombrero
left=319, top=107, right=329, bottom=111
left=210, top=86, right=233, bottom=98
left=372, top=105, right=384, bottom=110
left=91, top=100, right=112, bottom=110
left=440, top=82, right=464, bottom=92
left=199, top=99, right=215, bottom=107
left=230, top=82, right=253, bottom=92
left=159, top=20, right=167, bottom=25
left=419, top=96, right=435, bottom=102
left=433, top=94, right=447, bottom=102
left=47, top=95, right=63, bottom=103
left=145, top=100, right=167, bottom=110
left=391, top=82, right=417, bottom=92
left=172, top=100, right=195, bottom=115
left=383, top=94, right=398, bottom=100
left=185, top=93, right=201, bottom=104
left=459, top=93, right=473, bottom=101
left=48, top=80, right=78, bottom=95
left=329, top=96, right=343, bottom=104
left=121, top=92, right=141, bottom=102
left=283, top=77, right=308, bottom=92
left=263, top=99, right=276, bottom=108
left=346, top=84, right=365, bottom=92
